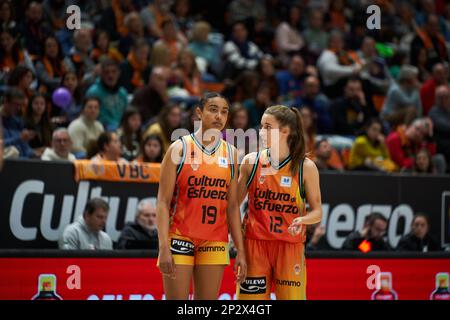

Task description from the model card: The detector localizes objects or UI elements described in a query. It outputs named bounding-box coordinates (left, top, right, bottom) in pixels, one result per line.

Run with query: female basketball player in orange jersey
left=156, top=92, right=247, bottom=300
left=237, top=105, right=322, bottom=300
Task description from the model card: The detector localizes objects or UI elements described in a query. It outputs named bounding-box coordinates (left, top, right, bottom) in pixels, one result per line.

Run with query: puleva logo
left=239, top=277, right=267, bottom=294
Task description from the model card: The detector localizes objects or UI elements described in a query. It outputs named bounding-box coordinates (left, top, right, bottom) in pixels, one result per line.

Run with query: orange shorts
left=237, top=238, right=306, bottom=300
left=157, top=233, right=230, bottom=266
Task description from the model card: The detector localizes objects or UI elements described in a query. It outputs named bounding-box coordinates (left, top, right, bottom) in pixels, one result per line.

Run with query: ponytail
left=264, top=105, right=306, bottom=175
left=289, top=107, right=306, bottom=175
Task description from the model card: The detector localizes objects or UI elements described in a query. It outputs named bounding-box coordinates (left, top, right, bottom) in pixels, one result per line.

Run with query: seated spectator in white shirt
left=41, top=128, right=76, bottom=162
left=59, top=198, right=113, bottom=250
left=68, top=97, right=104, bottom=158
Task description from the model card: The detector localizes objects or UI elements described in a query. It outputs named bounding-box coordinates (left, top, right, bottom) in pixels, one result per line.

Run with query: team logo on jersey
left=294, top=264, right=301, bottom=275
left=191, top=161, right=200, bottom=171
left=170, top=239, right=195, bottom=256
left=239, top=277, right=266, bottom=294
left=280, top=176, right=292, bottom=187
left=218, top=157, right=228, bottom=168
left=259, top=174, right=266, bottom=184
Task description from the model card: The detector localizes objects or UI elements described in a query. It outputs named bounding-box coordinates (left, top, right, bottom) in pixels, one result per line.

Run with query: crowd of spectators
left=0, top=0, right=449, bottom=175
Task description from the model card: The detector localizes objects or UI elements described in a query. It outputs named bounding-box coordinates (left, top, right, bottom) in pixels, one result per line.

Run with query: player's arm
left=156, top=140, right=182, bottom=278
left=227, top=146, right=247, bottom=283
left=289, top=158, right=322, bottom=234
left=237, top=152, right=256, bottom=205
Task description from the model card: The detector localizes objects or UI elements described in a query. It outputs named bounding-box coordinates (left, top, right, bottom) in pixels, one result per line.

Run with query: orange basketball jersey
left=169, top=133, right=234, bottom=242
left=245, top=149, right=306, bottom=243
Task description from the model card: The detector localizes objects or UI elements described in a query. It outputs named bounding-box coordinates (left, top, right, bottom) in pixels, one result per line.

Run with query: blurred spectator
left=428, top=85, right=450, bottom=172
left=188, top=21, right=222, bottom=79
left=43, top=0, right=70, bottom=31
left=131, top=66, right=170, bottom=125
left=388, top=49, right=409, bottom=80
left=357, top=37, right=392, bottom=97
left=118, top=12, right=146, bottom=57
left=90, top=131, right=128, bottom=163
left=0, top=88, right=35, bottom=158
left=415, top=0, right=446, bottom=28
left=153, top=18, right=185, bottom=65
left=410, top=14, right=449, bottom=71
left=420, top=63, right=449, bottom=116
left=416, top=47, right=432, bottom=82
left=300, top=106, right=317, bottom=156
left=386, top=118, right=446, bottom=173
left=117, top=198, right=159, bottom=249
left=182, top=104, right=200, bottom=133
left=256, top=55, right=279, bottom=101
left=0, top=27, right=34, bottom=84
left=59, top=198, right=113, bottom=250
left=86, top=59, right=128, bottom=131
left=275, top=5, right=304, bottom=66
left=117, top=107, right=142, bottom=161
left=91, top=30, right=124, bottom=65
left=7, top=65, right=35, bottom=102
left=225, top=103, right=256, bottom=161
left=348, top=118, right=397, bottom=172
left=57, top=71, right=83, bottom=124
left=68, top=97, right=104, bottom=158
left=330, top=77, right=371, bottom=136
left=172, top=0, right=194, bottom=36
left=150, top=41, right=171, bottom=68
left=381, top=65, right=422, bottom=127
left=135, top=134, right=164, bottom=163
left=144, top=103, right=182, bottom=156
left=224, top=70, right=259, bottom=104
left=397, top=213, right=442, bottom=251
left=303, top=9, right=328, bottom=62
left=317, top=29, right=362, bottom=98
left=41, top=128, right=76, bottom=162
left=243, top=84, right=271, bottom=128
left=313, top=138, right=344, bottom=171
left=19, top=1, right=52, bottom=58
left=325, top=0, right=348, bottom=33
left=0, top=0, right=17, bottom=30
left=227, top=0, right=266, bottom=27
left=119, top=38, right=151, bottom=93
left=99, top=0, right=136, bottom=41
left=35, top=36, right=66, bottom=93
left=223, top=21, right=263, bottom=79
left=64, top=28, right=97, bottom=87
left=276, top=55, right=309, bottom=107
left=306, top=223, right=330, bottom=251
left=23, top=93, right=52, bottom=157
left=173, top=49, right=201, bottom=97
left=401, top=148, right=436, bottom=175
left=300, top=76, right=333, bottom=134
left=140, top=0, right=174, bottom=39
left=342, top=212, right=389, bottom=251
left=393, top=2, right=416, bottom=41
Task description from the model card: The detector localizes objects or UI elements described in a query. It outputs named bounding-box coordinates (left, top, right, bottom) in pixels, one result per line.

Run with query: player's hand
left=234, top=250, right=247, bottom=284
left=288, top=217, right=304, bottom=236
left=158, top=246, right=176, bottom=280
